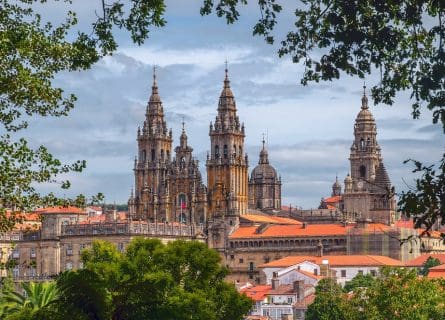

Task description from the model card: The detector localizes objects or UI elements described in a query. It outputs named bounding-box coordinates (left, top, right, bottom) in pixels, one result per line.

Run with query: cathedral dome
left=251, top=138, right=278, bottom=182
left=251, top=163, right=278, bottom=181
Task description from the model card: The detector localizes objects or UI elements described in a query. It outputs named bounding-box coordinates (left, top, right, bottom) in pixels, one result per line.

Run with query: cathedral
left=128, top=67, right=282, bottom=232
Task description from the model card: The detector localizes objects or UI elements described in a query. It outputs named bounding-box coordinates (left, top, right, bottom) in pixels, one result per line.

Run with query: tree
left=307, top=267, right=445, bottom=320
left=201, top=0, right=445, bottom=236
left=420, top=256, right=442, bottom=276
left=0, top=0, right=166, bottom=231
left=306, top=278, right=351, bottom=320
left=0, top=281, right=58, bottom=319
left=53, top=238, right=252, bottom=320
left=343, top=273, right=376, bottom=293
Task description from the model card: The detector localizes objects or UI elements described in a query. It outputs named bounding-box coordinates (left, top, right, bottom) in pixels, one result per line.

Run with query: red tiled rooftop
left=427, top=264, right=445, bottom=279
left=259, top=255, right=403, bottom=268
left=324, top=196, right=342, bottom=203
left=405, top=254, right=445, bottom=267
left=230, top=223, right=347, bottom=239
left=240, top=285, right=271, bottom=301
left=35, top=206, right=86, bottom=215
left=294, top=293, right=315, bottom=308
left=241, top=214, right=302, bottom=225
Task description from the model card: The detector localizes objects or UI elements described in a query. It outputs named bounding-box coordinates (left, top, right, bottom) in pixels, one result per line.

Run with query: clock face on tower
left=357, top=181, right=364, bottom=190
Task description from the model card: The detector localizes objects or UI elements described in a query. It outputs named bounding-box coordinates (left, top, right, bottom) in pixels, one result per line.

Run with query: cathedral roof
left=251, top=137, right=278, bottom=181
left=374, top=161, right=391, bottom=190
left=148, top=67, right=163, bottom=114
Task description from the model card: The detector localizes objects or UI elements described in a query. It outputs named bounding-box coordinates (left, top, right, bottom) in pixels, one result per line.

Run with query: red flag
left=181, top=201, right=186, bottom=209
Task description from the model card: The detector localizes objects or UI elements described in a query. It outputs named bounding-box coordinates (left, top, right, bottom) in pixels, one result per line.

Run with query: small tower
left=331, top=176, right=342, bottom=196
left=248, top=136, right=282, bottom=211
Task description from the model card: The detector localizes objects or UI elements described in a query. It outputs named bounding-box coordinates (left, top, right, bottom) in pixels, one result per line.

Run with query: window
left=223, top=145, right=228, bottom=159
left=287, top=297, right=293, bottom=304
left=30, top=248, right=36, bottom=259
left=151, top=149, right=155, bottom=161
left=161, top=149, right=164, bottom=161
left=13, top=266, right=19, bottom=278
left=360, top=165, right=366, bottom=178
left=230, top=255, right=234, bottom=260
left=141, top=150, right=146, bottom=162
left=215, top=145, right=220, bottom=158
left=314, top=269, right=318, bottom=276
left=239, top=258, right=244, bottom=264
left=239, top=146, right=242, bottom=156
left=358, top=270, right=363, bottom=275
left=117, top=243, right=124, bottom=252
left=370, top=270, right=377, bottom=276
left=12, top=249, right=19, bottom=259
left=249, top=262, right=254, bottom=271
left=233, top=144, right=236, bottom=157
left=79, top=244, right=86, bottom=254
left=367, top=137, right=371, bottom=145
left=360, top=138, right=365, bottom=150
left=178, top=194, right=187, bottom=207
left=341, top=270, right=346, bottom=278
left=66, top=244, right=73, bottom=256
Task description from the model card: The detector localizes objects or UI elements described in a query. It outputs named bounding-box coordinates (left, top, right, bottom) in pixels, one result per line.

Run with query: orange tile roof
left=241, top=214, right=302, bottom=225
left=297, top=269, right=324, bottom=280
left=240, top=285, right=272, bottom=301
left=427, top=264, right=445, bottom=279
left=326, top=204, right=337, bottom=210
left=36, top=206, right=86, bottom=215
left=259, top=255, right=403, bottom=268
left=230, top=224, right=347, bottom=239
left=405, top=254, right=445, bottom=267
left=324, top=196, right=342, bottom=203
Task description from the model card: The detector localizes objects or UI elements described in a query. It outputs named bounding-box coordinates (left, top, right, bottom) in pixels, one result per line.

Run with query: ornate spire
left=149, top=65, right=161, bottom=104
left=180, top=118, right=188, bottom=148
left=361, top=82, right=369, bottom=110
left=259, top=134, right=269, bottom=164
left=218, top=63, right=235, bottom=112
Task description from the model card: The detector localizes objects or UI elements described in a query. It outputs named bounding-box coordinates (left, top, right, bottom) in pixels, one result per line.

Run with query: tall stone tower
left=131, top=69, right=173, bottom=221
left=343, top=86, right=396, bottom=224
left=248, top=137, right=282, bottom=211
left=207, top=67, right=248, bottom=249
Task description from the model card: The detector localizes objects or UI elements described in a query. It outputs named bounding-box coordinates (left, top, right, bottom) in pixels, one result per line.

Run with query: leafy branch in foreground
left=202, top=0, right=445, bottom=235
left=0, top=0, right=166, bottom=230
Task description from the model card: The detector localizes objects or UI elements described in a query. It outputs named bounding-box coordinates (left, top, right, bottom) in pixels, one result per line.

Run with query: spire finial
left=262, top=133, right=266, bottom=150
left=361, top=81, right=368, bottom=110
left=181, top=116, right=185, bottom=132
left=151, top=65, right=158, bottom=94
left=224, top=59, right=229, bottom=85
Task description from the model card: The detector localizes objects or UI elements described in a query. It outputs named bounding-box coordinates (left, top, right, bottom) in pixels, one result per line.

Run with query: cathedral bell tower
left=132, top=68, right=173, bottom=221
left=206, top=67, right=249, bottom=225
left=343, top=86, right=396, bottom=224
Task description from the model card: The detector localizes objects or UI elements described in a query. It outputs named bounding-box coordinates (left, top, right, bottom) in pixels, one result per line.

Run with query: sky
left=26, top=1, right=443, bottom=209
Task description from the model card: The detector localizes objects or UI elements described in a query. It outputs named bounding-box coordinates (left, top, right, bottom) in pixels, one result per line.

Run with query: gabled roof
left=427, top=264, right=445, bottom=279
left=259, top=255, right=403, bottom=268
left=405, top=254, right=445, bottom=267
left=230, top=223, right=347, bottom=239
left=240, top=285, right=272, bottom=301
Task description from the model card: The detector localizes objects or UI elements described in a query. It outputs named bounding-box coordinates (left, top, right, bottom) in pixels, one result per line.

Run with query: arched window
left=141, top=150, right=146, bottom=162
left=215, top=145, right=220, bottom=158
left=360, top=165, right=366, bottom=178
left=166, top=150, right=170, bottom=160
left=178, top=193, right=187, bottom=207
left=233, top=144, right=236, bottom=157
left=151, top=149, right=155, bottom=161
left=180, top=156, right=186, bottom=168
left=367, top=137, right=371, bottom=145
left=223, top=145, right=228, bottom=159
left=360, top=139, right=365, bottom=150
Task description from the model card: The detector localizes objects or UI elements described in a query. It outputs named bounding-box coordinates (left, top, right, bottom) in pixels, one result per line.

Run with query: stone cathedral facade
left=128, top=68, right=280, bottom=233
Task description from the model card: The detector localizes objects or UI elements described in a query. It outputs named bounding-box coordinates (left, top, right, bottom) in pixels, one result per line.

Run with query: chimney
left=271, top=272, right=279, bottom=290
left=320, top=259, right=330, bottom=277
left=293, top=280, right=305, bottom=302
left=302, top=222, right=307, bottom=229
left=255, top=223, right=270, bottom=234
